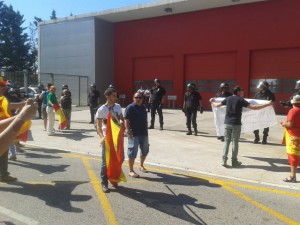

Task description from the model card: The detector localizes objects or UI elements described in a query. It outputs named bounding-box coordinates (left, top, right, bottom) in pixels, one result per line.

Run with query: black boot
left=253, top=132, right=260, bottom=144
left=262, top=135, right=268, bottom=144
left=186, top=129, right=192, bottom=135
left=194, top=128, right=198, bottom=136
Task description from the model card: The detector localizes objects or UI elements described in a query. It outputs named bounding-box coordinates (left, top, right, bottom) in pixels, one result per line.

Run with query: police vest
left=185, top=92, right=199, bottom=109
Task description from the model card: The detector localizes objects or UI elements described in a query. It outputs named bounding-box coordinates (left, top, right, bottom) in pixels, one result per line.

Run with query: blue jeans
left=127, top=135, right=149, bottom=158
left=100, top=142, right=108, bottom=186
left=223, top=124, right=241, bottom=162
left=9, top=144, right=16, bottom=158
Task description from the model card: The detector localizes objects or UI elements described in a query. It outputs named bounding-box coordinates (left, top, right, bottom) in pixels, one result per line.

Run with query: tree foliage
left=50, top=9, right=57, bottom=19
left=0, top=1, right=34, bottom=72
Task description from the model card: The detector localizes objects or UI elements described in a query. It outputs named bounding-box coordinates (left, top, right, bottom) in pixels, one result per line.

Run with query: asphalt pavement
left=27, top=106, right=298, bottom=190
left=1, top=107, right=300, bottom=225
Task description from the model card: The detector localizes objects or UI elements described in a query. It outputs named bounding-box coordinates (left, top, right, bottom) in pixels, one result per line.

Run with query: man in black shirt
left=148, top=79, right=166, bottom=130
left=210, top=86, right=272, bottom=167
left=124, top=92, right=149, bottom=178
left=88, top=83, right=100, bottom=124
left=253, top=81, right=276, bottom=144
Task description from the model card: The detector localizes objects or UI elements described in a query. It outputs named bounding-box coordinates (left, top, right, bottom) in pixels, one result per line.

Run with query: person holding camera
left=280, top=80, right=300, bottom=108
left=148, top=79, right=166, bottom=130
left=253, top=81, right=275, bottom=144
left=182, top=83, right=203, bottom=136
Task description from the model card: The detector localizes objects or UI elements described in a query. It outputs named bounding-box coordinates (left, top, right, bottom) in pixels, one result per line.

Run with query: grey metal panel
left=94, top=18, right=114, bottom=101
left=39, top=18, right=95, bottom=79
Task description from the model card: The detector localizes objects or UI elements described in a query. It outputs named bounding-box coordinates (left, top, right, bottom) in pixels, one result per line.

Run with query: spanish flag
left=105, top=110, right=126, bottom=186
left=53, top=103, right=67, bottom=130
left=284, top=128, right=300, bottom=166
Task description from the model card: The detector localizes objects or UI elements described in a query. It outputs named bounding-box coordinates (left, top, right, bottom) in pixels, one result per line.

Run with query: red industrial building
left=113, top=0, right=299, bottom=114
left=39, top=0, right=299, bottom=113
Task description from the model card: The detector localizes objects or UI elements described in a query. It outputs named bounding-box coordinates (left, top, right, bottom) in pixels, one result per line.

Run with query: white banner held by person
left=211, top=98, right=278, bottom=136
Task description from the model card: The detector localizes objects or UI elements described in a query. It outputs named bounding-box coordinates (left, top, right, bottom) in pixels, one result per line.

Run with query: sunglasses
left=134, top=96, right=143, bottom=99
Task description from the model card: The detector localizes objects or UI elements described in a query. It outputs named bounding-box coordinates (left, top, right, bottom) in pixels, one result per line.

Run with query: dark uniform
left=183, top=83, right=202, bottom=135
left=88, top=84, right=100, bottom=124
left=149, top=79, right=166, bottom=130
left=253, top=81, right=275, bottom=144
left=215, top=83, right=232, bottom=141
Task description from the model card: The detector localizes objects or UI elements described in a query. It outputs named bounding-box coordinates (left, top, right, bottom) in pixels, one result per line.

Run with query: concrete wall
left=39, top=18, right=95, bottom=79
left=39, top=17, right=115, bottom=104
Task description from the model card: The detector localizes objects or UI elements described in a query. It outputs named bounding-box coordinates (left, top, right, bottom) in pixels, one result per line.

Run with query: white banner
left=211, top=98, right=278, bottom=136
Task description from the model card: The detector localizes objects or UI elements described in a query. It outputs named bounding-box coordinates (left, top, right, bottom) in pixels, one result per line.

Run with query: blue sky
left=3, top=0, right=156, bottom=28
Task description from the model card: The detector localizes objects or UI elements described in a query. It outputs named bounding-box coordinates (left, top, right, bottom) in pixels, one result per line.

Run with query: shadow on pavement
left=117, top=185, right=214, bottom=225
left=0, top=181, right=91, bottom=213
left=50, top=131, right=94, bottom=141
left=9, top=160, right=70, bottom=175
left=144, top=171, right=221, bottom=188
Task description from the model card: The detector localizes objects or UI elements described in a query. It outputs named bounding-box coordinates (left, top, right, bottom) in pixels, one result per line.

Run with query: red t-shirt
left=287, top=107, right=300, bottom=136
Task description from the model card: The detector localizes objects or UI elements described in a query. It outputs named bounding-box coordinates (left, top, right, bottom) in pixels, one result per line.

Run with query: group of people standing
left=210, top=80, right=300, bottom=183
left=39, top=83, right=72, bottom=135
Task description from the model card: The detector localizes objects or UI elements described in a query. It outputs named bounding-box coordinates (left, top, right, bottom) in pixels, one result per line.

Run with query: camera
left=279, top=101, right=287, bottom=106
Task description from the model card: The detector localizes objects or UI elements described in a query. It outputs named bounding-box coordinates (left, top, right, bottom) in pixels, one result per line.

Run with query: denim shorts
left=127, top=135, right=149, bottom=158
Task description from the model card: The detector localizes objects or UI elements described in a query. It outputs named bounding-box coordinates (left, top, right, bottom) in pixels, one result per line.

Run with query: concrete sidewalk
left=26, top=107, right=299, bottom=190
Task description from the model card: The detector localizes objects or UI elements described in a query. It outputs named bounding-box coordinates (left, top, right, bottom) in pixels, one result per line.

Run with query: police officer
left=215, top=82, right=232, bottom=141
left=253, top=81, right=275, bottom=144
left=148, top=79, right=166, bottom=130
left=88, top=83, right=100, bottom=124
left=216, top=83, right=232, bottom=98
left=183, top=83, right=202, bottom=135
left=280, top=80, right=300, bottom=108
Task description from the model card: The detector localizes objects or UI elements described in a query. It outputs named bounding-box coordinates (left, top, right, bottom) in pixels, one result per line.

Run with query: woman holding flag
left=281, top=95, right=300, bottom=183
left=46, top=86, right=67, bottom=135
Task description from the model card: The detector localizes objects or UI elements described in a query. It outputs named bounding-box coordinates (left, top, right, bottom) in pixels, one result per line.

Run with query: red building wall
left=114, top=0, right=300, bottom=113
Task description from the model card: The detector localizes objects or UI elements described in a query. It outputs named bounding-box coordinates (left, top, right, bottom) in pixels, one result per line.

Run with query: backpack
left=61, top=95, right=72, bottom=109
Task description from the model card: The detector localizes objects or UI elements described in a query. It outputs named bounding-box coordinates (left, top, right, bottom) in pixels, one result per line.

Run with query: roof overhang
left=40, top=0, right=268, bottom=25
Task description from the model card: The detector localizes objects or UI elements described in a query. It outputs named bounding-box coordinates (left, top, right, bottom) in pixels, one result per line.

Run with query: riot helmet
left=108, top=84, right=116, bottom=89
left=257, top=81, right=269, bottom=90
left=62, top=84, right=68, bottom=90
left=154, top=78, right=161, bottom=84
left=219, top=82, right=229, bottom=91
left=38, top=84, right=44, bottom=90
left=90, top=83, right=96, bottom=89
left=187, top=83, right=196, bottom=90
left=295, top=80, right=300, bottom=90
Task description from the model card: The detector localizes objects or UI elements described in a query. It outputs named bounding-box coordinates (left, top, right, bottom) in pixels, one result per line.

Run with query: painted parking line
left=81, top=157, right=118, bottom=225
left=0, top=205, right=39, bottom=225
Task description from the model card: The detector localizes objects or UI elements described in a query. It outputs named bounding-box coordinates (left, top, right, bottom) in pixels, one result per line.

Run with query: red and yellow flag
left=53, top=103, right=67, bottom=130
left=105, top=110, right=126, bottom=186
left=284, top=128, right=300, bottom=156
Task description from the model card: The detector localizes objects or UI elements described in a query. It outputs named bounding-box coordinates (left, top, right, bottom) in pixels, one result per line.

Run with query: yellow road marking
left=81, top=157, right=118, bottom=225
left=62, top=152, right=299, bottom=224
left=223, top=184, right=299, bottom=225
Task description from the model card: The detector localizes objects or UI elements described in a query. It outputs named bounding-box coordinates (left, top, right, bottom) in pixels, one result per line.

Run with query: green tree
left=50, top=9, right=57, bottom=19
left=28, top=17, right=43, bottom=73
left=0, top=1, right=33, bottom=71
